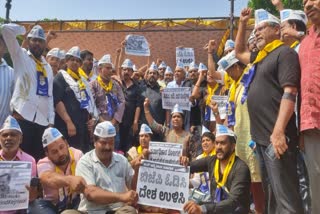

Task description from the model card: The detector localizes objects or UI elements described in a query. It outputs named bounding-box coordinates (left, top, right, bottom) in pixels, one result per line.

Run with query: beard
left=30, top=46, right=44, bottom=58
left=216, top=149, right=233, bottom=161
left=52, top=154, right=70, bottom=166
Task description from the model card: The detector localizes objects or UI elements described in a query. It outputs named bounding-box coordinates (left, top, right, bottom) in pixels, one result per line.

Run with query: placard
left=149, top=142, right=183, bottom=165
left=0, top=161, right=32, bottom=211
left=162, top=87, right=191, bottom=111
left=125, top=35, right=150, bottom=56
left=210, top=95, right=228, bottom=121
left=137, top=160, right=190, bottom=211
left=176, top=47, right=195, bottom=66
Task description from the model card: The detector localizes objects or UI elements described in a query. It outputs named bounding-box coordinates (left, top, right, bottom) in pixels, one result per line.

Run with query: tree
left=248, top=0, right=303, bottom=15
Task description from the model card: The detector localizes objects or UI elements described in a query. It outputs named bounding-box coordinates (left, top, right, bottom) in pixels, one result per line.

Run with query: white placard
left=210, top=95, right=228, bottom=121
left=149, top=142, right=183, bottom=165
left=125, top=35, right=150, bottom=56
left=176, top=47, right=195, bottom=66
left=0, top=161, right=32, bottom=211
left=137, top=160, right=190, bottom=211
left=162, top=87, right=191, bottom=111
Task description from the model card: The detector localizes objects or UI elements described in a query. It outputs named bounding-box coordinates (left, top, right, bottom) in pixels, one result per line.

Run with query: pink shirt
left=0, top=149, right=36, bottom=214
left=37, top=147, right=83, bottom=204
left=299, top=25, right=320, bottom=132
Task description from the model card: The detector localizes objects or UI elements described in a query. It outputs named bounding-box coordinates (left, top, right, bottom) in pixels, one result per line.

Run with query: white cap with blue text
left=176, top=61, right=185, bottom=70
left=98, top=54, right=112, bottom=66
left=27, top=25, right=46, bottom=40
left=94, top=121, right=116, bottom=138
left=280, top=9, right=308, bottom=25
left=201, top=125, right=211, bottom=135
left=133, top=64, right=138, bottom=72
left=189, top=61, right=198, bottom=71
left=217, top=50, right=239, bottom=71
left=198, top=63, right=208, bottom=72
left=139, top=124, right=153, bottom=135
left=121, top=59, right=133, bottom=69
left=66, top=46, right=81, bottom=59
left=165, top=66, right=173, bottom=74
left=47, top=48, right=61, bottom=58
left=59, top=50, right=66, bottom=60
left=149, top=62, right=158, bottom=71
left=224, top=39, right=235, bottom=52
left=248, top=30, right=255, bottom=44
left=216, top=124, right=237, bottom=141
left=255, top=9, right=280, bottom=27
left=158, top=61, right=167, bottom=69
left=0, top=116, right=22, bottom=134
left=171, top=104, right=184, bottom=115
left=42, top=127, right=64, bottom=148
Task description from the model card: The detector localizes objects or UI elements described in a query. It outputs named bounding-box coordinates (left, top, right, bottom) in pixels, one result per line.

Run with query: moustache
left=102, top=149, right=112, bottom=153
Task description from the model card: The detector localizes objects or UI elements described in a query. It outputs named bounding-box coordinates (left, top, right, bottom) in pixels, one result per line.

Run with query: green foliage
left=39, top=18, right=58, bottom=22
left=248, top=0, right=303, bottom=16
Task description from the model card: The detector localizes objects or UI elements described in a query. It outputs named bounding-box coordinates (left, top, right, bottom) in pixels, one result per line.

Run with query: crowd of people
left=0, top=0, right=319, bottom=213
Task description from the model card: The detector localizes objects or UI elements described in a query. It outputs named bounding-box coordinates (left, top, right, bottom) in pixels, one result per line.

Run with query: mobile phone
left=265, top=143, right=277, bottom=160
left=30, top=177, right=40, bottom=187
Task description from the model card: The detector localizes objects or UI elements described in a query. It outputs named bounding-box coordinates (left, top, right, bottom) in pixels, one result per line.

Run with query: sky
left=0, top=0, right=249, bottom=21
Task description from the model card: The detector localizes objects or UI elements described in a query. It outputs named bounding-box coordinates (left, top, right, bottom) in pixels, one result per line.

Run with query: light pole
left=229, top=0, right=235, bottom=40
left=5, top=0, right=12, bottom=23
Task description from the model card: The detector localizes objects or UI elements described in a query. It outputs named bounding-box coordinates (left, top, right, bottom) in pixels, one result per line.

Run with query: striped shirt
left=0, top=59, right=14, bottom=126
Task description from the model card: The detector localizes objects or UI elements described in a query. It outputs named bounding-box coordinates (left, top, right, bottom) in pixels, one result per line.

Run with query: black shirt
left=190, top=155, right=251, bottom=214
left=121, top=80, right=143, bottom=126
left=248, top=45, right=300, bottom=146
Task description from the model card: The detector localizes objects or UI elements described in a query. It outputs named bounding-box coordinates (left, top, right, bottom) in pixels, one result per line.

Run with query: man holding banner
left=181, top=124, right=251, bottom=214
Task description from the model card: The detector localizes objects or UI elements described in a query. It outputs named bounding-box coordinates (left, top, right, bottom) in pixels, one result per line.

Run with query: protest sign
left=176, top=47, right=195, bottom=66
left=137, top=160, right=190, bottom=211
left=125, top=35, right=150, bottom=56
left=149, top=142, right=183, bottom=165
left=0, top=161, right=32, bottom=211
left=210, top=95, right=228, bottom=121
left=162, top=87, right=191, bottom=111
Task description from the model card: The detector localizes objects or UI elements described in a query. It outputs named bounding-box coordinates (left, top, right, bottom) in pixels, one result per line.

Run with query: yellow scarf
left=55, top=148, right=76, bottom=202
left=97, top=75, right=113, bottom=93
left=55, top=148, right=76, bottom=176
left=223, top=73, right=233, bottom=90
left=202, top=149, right=216, bottom=157
left=253, top=40, right=284, bottom=64
left=31, top=55, right=47, bottom=77
left=290, top=41, right=300, bottom=49
left=66, top=68, right=86, bottom=90
left=137, top=145, right=143, bottom=155
left=228, top=72, right=245, bottom=103
left=214, top=152, right=235, bottom=187
left=206, top=83, right=219, bottom=105
left=79, top=67, right=94, bottom=80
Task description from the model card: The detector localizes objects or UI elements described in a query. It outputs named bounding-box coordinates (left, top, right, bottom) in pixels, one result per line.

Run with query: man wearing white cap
left=299, top=1, right=320, bottom=213
left=182, top=124, right=251, bottom=214
left=224, top=39, right=235, bottom=55
left=0, top=116, right=39, bottom=214
left=235, top=8, right=303, bottom=213
left=0, top=24, right=55, bottom=161
left=164, top=66, right=174, bottom=85
left=157, top=61, right=167, bottom=88
left=29, top=127, right=86, bottom=214
left=118, top=58, right=143, bottom=153
left=167, top=61, right=193, bottom=131
left=54, top=46, right=97, bottom=153
left=90, top=54, right=125, bottom=152
left=0, top=35, right=14, bottom=127
left=76, top=121, right=138, bottom=214
left=46, top=47, right=61, bottom=76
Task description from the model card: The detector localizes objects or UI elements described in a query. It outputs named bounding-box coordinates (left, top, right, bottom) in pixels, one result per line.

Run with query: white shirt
left=1, top=24, right=55, bottom=126
left=0, top=59, right=14, bottom=126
